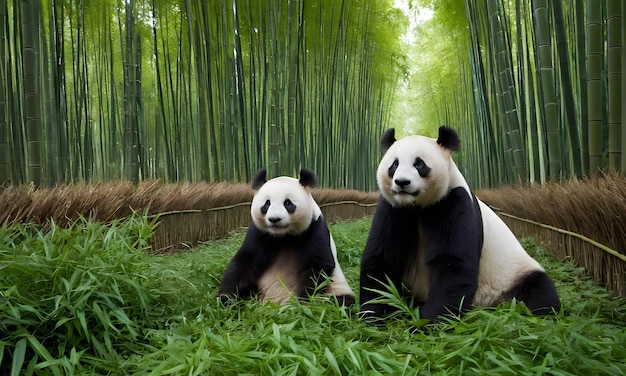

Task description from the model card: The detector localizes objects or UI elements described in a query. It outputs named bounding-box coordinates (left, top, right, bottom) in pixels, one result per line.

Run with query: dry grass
left=0, top=180, right=379, bottom=253
left=477, top=171, right=626, bottom=296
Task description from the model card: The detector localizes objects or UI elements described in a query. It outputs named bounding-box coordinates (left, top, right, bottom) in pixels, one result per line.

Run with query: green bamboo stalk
left=108, top=7, right=120, bottom=180
left=21, top=0, right=43, bottom=185
left=575, top=0, right=588, bottom=174
left=245, top=0, right=263, bottom=176
left=123, top=0, right=139, bottom=183
left=134, top=31, right=145, bottom=180
left=622, top=0, right=626, bottom=174
left=266, top=0, right=282, bottom=178
left=466, top=0, right=496, bottom=187
left=0, top=0, right=9, bottom=185
left=186, top=0, right=206, bottom=180
left=518, top=0, right=544, bottom=183
left=488, top=0, right=526, bottom=183
left=7, top=2, right=25, bottom=184
left=152, top=0, right=174, bottom=181
left=232, top=0, right=250, bottom=180
left=40, top=2, right=59, bottom=185
left=586, top=0, right=603, bottom=174
left=68, top=6, right=82, bottom=180
left=606, top=0, right=622, bottom=169
left=553, top=0, right=582, bottom=177
left=80, top=5, right=94, bottom=181
left=92, top=10, right=106, bottom=182
left=533, top=0, right=562, bottom=179
left=295, top=0, right=306, bottom=173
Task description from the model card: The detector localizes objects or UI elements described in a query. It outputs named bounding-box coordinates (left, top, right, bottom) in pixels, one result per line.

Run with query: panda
left=219, top=167, right=355, bottom=306
left=359, top=126, right=560, bottom=321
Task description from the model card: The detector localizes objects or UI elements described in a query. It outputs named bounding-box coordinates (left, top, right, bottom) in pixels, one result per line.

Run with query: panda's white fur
left=219, top=168, right=355, bottom=305
left=377, top=134, right=457, bottom=208
left=360, top=127, right=560, bottom=321
left=473, top=200, right=545, bottom=306
left=250, top=176, right=322, bottom=237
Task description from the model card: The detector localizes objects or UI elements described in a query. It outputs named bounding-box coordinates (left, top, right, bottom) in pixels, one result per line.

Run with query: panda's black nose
left=268, top=217, right=282, bottom=224
left=394, top=179, right=411, bottom=187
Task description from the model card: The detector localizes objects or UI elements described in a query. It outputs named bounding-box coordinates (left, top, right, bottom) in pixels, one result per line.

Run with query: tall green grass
left=1, top=215, right=625, bottom=375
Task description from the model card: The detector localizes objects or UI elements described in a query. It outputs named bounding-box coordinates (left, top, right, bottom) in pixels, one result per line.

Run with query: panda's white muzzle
left=388, top=167, right=424, bottom=206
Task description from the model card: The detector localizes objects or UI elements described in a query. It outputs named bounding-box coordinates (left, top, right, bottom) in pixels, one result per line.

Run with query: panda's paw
left=218, top=293, right=239, bottom=306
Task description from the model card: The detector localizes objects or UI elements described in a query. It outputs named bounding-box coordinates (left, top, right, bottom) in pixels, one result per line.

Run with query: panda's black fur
left=219, top=168, right=355, bottom=305
left=359, top=126, right=560, bottom=321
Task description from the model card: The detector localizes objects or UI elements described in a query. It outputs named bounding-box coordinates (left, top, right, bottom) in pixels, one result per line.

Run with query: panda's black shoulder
left=425, top=187, right=479, bottom=218
left=422, top=187, right=483, bottom=246
left=367, top=195, right=423, bottom=244
left=297, top=213, right=330, bottom=241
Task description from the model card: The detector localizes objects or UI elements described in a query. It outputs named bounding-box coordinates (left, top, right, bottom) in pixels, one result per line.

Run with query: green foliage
left=393, top=0, right=470, bottom=136
left=1, top=215, right=625, bottom=375
left=0, top=213, right=161, bottom=373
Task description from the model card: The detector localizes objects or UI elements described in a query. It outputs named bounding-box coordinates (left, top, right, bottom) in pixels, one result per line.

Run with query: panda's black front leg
left=295, top=219, right=337, bottom=299
left=299, top=267, right=330, bottom=298
left=299, top=250, right=336, bottom=299
left=359, top=199, right=412, bottom=320
left=420, top=255, right=478, bottom=320
left=218, top=258, right=260, bottom=303
left=359, top=268, right=404, bottom=321
left=360, top=243, right=408, bottom=320
left=218, top=225, right=269, bottom=303
left=419, top=188, right=482, bottom=321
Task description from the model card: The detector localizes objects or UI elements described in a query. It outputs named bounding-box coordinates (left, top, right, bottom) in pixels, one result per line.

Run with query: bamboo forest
left=1, top=0, right=624, bottom=191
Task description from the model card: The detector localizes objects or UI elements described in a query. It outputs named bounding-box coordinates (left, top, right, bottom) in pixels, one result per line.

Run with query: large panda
left=219, top=168, right=355, bottom=305
left=359, top=126, right=560, bottom=321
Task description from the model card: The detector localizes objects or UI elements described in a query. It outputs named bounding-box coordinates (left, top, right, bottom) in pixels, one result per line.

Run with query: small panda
left=219, top=168, right=355, bottom=305
left=359, top=126, right=560, bottom=321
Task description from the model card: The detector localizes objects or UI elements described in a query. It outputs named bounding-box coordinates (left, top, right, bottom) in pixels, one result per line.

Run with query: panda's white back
left=473, top=199, right=544, bottom=306
left=446, top=159, right=545, bottom=306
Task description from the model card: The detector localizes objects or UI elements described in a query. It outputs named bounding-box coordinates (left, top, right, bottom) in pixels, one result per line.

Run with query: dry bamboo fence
left=478, top=171, right=626, bottom=297
left=0, top=180, right=379, bottom=253
left=150, top=198, right=379, bottom=254
left=491, top=208, right=626, bottom=297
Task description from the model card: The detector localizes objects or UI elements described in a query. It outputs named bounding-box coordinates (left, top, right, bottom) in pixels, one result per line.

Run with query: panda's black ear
left=380, top=128, right=396, bottom=155
left=299, top=168, right=318, bottom=188
left=251, top=168, right=267, bottom=190
left=437, top=126, right=460, bottom=152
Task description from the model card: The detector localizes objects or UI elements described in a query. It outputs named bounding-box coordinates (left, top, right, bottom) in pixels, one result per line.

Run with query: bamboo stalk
left=606, top=0, right=622, bottom=169
left=586, top=0, right=603, bottom=174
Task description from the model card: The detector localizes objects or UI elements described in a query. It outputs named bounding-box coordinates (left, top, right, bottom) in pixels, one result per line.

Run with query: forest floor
left=1, top=214, right=625, bottom=375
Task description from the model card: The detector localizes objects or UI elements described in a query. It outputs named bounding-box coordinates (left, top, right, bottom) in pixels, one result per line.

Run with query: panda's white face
left=377, top=135, right=452, bottom=208
left=251, top=177, right=316, bottom=236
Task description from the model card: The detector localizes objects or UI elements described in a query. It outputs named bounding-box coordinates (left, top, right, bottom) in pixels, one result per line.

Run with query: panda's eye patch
left=284, top=199, right=296, bottom=214
left=261, top=200, right=270, bottom=215
left=414, top=158, right=431, bottom=177
left=388, top=159, right=399, bottom=178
